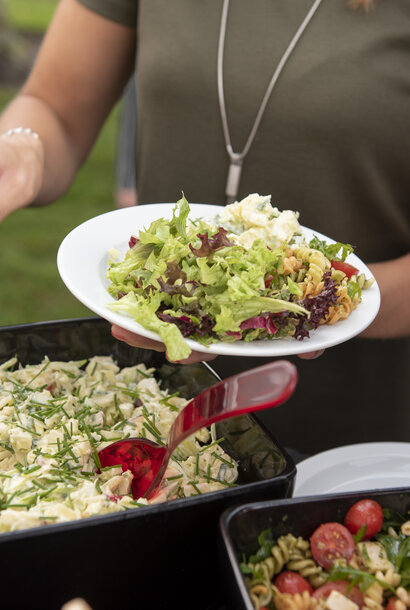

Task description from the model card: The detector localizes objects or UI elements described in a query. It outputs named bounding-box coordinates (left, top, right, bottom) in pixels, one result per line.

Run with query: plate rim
left=57, top=203, right=381, bottom=358
left=293, top=441, right=410, bottom=497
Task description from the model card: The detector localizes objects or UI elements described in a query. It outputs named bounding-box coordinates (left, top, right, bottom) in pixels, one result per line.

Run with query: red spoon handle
left=100, top=360, right=298, bottom=500
left=167, top=359, right=297, bottom=456
left=143, top=360, right=297, bottom=498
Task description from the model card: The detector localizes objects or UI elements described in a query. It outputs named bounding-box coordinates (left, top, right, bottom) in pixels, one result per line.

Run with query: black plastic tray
left=219, top=487, right=410, bottom=610
left=0, top=317, right=296, bottom=610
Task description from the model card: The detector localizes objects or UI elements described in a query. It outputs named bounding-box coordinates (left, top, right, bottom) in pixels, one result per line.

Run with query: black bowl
left=0, top=317, right=296, bottom=610
left=219, top=487, right=410, bottom=610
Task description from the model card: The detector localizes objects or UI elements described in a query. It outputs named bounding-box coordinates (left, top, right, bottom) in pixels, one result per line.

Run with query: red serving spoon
left=98, top=360, right=297, bottom=500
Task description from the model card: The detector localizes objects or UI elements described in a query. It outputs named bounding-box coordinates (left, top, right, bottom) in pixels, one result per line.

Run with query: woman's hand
left=0, top=131, right=44, bottom=221
left=111, top=325, right=217, bottom=364
left=297, top=350, right=325, bottom=359
left=0, top=0, right=136, bottom=217
left=111, top=325, right=324, bottom=364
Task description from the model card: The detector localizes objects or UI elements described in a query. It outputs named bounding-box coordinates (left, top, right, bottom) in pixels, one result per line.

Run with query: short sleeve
left=76, top=0, right=137, bottom=28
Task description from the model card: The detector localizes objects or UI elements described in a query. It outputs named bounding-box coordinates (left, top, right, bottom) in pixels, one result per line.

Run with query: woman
left=0, top=0, right=409, bottom=453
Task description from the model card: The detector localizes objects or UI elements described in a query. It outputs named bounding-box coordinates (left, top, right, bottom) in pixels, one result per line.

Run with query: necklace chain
left=217, top=0, right=325, bottom=204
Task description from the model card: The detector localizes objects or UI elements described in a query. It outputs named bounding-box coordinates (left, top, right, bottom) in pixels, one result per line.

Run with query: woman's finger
left=111, top=324, right=216, bottom=364
left=175, top=351, right=216, bottom=365
left=111, top=324, right=165, bottom=351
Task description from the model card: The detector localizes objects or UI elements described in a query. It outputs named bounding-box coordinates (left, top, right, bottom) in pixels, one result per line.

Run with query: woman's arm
left=362, top=252, right=410, bottom=338
left=0, top=0, right=136, bottom=220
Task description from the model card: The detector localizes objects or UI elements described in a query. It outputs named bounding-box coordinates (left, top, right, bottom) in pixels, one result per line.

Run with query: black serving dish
left=0, top=317, right=296, bottom=610
left=219, top=487, right=410, bottom=610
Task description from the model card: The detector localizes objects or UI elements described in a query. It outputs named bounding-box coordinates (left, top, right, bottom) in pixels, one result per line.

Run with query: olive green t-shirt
left=77, top=0, right=410, bottom=454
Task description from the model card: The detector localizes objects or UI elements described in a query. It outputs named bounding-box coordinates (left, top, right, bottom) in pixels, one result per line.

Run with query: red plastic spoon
left=98, top=360, right=297, bottom=500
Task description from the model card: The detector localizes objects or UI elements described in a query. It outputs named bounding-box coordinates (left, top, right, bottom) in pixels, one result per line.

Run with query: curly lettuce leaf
left=108, top=292, right=191, bottom=362
left=309, top=235, right=354, bottom=261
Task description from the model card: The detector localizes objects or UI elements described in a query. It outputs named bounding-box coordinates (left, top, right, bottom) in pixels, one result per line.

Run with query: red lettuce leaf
left=189, top=227, right=234, bottom=257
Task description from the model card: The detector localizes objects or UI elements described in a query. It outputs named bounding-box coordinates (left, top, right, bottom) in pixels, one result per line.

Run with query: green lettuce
left=106, top=196, right=312, bottom=360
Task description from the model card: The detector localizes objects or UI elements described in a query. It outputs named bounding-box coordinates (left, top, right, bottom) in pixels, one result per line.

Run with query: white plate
left=294, top=442, right=410, bottom=496
left=57, top=203, right=380, bottom=357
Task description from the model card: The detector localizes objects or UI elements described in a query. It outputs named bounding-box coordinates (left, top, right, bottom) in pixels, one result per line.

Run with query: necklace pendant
left=225, top=158, right=243, bottom=204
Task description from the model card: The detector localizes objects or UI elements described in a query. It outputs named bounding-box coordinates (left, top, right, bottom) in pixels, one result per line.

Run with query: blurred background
left=0, top=0, right=119, bottom=326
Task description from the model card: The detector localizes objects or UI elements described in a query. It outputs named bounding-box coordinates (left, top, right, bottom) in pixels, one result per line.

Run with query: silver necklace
left=217, top=0, right=324, bottom=204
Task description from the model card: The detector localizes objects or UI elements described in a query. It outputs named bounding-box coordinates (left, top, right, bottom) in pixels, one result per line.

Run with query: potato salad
left=0, top=356, right=238, bottom=533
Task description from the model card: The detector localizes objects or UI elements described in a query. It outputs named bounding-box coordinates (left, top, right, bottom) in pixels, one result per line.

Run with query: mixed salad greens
left=106, top=194, right=372, bottom=361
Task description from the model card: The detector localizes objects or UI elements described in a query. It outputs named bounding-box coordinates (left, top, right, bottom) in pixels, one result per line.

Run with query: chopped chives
left=0, top=355, right=239, bottom=529
left=90, top=361, right=98, bottom=376
left=198, top=438, right=225, bottom=453
left=211, top=452, right=235, bottom=467
left=188, top=481, right=202, bottom=494
left=39, top=485, right=59, bottom=498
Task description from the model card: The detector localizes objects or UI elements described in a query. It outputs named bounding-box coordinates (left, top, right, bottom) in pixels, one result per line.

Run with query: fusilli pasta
left=241, top=499, right=409, bottom=610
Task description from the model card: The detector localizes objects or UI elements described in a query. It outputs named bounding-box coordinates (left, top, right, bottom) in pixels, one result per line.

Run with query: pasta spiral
left=397, top=587, right=410, bottom=608
left=301, top=280, right=324, bottom=299
left=282, top=255, right=304, bottom=277
left=251, top=533, right=301, bottom=581
left=286, top=540, right=326, bottom=588
left=272, top=586, right=318, bottom=610
left=325, top=284, right=358, bottom=325
left=249, top=583, right=272, bottom=609
left=396, top=587, right=410, bottom=610
left=362, top=581, right=384, bottom=610
left=378, top=568, right=401, bottom=589
left=291, top=246, right=330, bottom=284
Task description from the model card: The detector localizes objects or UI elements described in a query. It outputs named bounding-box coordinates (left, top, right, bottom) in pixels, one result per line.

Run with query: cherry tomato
left=344, top=499, right=384, bottom=540
left=274, top=571, right=313, bottom=596
left=312, top=581, right=364, bottom=607
left=310, top=522, right=355, bottom=570
left=330, top=260, right=359, bottom=278
left=386, top=598, right=401, bottom=610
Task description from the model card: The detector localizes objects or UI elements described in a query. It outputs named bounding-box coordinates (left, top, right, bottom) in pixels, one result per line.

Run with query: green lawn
left=4, top=0, right=58, bottom=32
left=0, top=88, right=120, bottom=327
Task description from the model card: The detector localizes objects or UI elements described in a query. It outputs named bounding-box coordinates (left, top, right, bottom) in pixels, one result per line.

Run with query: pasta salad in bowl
left=219, top=489, right=410, bottom=610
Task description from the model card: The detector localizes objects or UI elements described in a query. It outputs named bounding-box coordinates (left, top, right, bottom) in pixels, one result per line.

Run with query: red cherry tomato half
left=386, top=598, right=401, bottom=610
left=310, top=522, right=355, bottom=570
left=330, top=260, right=359, bottom=278
left=274, top=571, right=313, bottom=596
left=344, top=499, right=384, bottom=540
left=312, top=581, right=364, bottom=607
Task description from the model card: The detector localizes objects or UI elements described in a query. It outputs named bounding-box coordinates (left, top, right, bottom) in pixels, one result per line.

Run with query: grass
left=0, top=87, right=120, bottom=326
left=4, top=0, right=58, bottom=33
